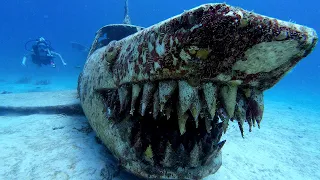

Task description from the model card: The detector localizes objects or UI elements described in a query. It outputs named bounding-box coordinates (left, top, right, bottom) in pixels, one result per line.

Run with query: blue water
left=0, top=0, right=319, bottom=96
left=0, top=0, right=319, bottom=100
left=0, top=0, right=319, bottom=179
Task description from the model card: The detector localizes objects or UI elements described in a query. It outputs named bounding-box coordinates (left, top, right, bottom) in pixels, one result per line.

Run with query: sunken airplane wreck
left=77, top=3, right=318, bottom=180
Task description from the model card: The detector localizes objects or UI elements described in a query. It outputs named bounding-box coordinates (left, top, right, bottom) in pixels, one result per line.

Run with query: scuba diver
left=22, top=37, right=67, bottom=68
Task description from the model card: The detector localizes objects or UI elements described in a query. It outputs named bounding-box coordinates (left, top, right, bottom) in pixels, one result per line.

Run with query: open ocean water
left=0, top=0, right=319, bottom=180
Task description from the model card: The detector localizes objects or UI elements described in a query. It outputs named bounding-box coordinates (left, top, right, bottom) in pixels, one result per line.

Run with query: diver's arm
left=51, top=51, right=67, bottom=65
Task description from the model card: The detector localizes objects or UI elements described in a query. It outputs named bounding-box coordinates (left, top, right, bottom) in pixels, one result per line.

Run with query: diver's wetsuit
left=31, top=41, right=55, bottom=67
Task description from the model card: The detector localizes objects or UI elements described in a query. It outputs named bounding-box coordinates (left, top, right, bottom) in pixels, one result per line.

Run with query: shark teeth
left=178, top=81, right=194, bottom=114
left=202, top=82, right=217, bottom=119
left=144, top=144, right=154, bottom=165
left=245, top=88, right=264, bottom=131
left=219, top=84, right=238, bottom=133
left=153, top=89, right=160, bottom=119
left=159, top=81, right=177, bottom=112
left=190, top=95, right=201, bottom=128
left=130, top=84, right=142, bottom=115
left=118, top=85, right=131, bottom=112
left=140, top=83, right=156, bottom=116
left=251, top=89, right=264, bottom=128
left=105, top=79, right=265, bottom=138
left=247, top=114, right=253, bottom=132
left=218, top=107, right=229, bottom=134
left=220, top=84, right=238, bottom=118
left=189, top=142, right=202, bottom=167
left=105, top=79, right=268, bottom=169
left=178, top=112, right=189, bottom=135
left=205, top=117, right=212, bottom=133
left=203, top=140, right=226, bottom=166
left=178, top=81, right=200, bottom=128
left=164, top=106, right=172, bottom=120
left=161, top=142, right=174, bottom=167
left=234, top=93, right=246, bottom=137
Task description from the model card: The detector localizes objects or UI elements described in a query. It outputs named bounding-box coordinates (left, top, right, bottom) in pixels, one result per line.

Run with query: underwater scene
left=0, top=0, right=319, bottom=179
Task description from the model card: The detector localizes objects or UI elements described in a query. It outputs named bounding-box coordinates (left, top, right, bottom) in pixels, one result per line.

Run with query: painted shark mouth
left=97, top=79, right=262, bottom=178
left=78, top=3, right=317, bottom=180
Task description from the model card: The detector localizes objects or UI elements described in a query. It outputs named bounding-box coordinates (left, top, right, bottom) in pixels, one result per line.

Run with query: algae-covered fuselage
left=78, top=3, right=317, bottom=179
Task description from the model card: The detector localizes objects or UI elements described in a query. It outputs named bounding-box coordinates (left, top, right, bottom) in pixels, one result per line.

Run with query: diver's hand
left=21, top=62, right=26, bottom=66
left=63, top=62, right=67, bottom=66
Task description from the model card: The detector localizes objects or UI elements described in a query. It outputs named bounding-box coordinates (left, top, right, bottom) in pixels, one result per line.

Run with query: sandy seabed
left=0, top=90, right=319, bottom=180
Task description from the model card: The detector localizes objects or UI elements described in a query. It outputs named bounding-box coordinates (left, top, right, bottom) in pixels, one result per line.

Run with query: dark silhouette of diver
left=22, top=37, right=67, bottom=68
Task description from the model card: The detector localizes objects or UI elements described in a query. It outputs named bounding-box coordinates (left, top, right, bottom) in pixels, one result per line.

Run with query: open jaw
left=78, top=3, right=317, bottom=180
left=96, top=80, right=263, bottom=179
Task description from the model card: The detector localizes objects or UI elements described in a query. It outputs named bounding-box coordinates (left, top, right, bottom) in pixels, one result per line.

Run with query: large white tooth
left=202, top=82, right=217, bottom=119
left=130, top=84, right=141, bottom=115
left=118, top=85, right=130, bottom=112
left=189, top=143, right=202, bottom=167
left=220, top=84, right=238, bottom=118
left=153, top=89, right=160, bottom=119
left=178, top=112, right=188, bottom=135
left=140, top=83, right=155, bottom=116
left=159, top=81, right=177, bottom=112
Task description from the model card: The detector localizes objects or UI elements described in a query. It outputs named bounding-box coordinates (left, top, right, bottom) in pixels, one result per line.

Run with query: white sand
left=208, top=99, right=320, bottom=180
left=0, top=114, right=140, bottom=180
left=0, top=90, right=79, bottom=107
left=0, top=91, right=319, bottom=180
left=0, top=75, right=78, bottom=94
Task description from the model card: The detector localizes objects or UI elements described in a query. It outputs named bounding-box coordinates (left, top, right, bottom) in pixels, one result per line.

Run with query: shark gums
left=77, top=3, right=318, bottom=180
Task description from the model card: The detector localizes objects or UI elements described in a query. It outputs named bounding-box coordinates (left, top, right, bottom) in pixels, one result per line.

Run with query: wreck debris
left=78, top=3, right=317, bottom=180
